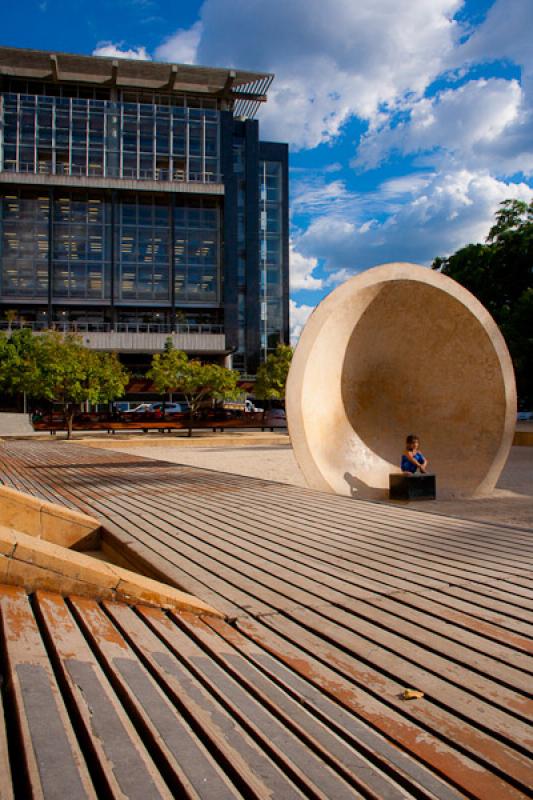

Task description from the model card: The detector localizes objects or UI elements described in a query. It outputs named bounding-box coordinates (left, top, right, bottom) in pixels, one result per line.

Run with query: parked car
left=112, top=401, right=131, bottom=413
left=122, top=403, right=158, bottom=415
left=265, top=408, right=287, bottom=426
left=517, top=411, right=533, bottom=421
left=267, top=408, right=286, bottom=419
left=245, top=399, right=264, bottom=413
left=150, top=402, right=189, bottom=415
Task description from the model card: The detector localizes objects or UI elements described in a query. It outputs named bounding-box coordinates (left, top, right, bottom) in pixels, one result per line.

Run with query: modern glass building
left=0, top=46, right=289, bottom=374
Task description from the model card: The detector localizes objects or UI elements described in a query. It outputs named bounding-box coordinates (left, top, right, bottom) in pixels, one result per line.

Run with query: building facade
left=0, top=47, right=289, bottom=374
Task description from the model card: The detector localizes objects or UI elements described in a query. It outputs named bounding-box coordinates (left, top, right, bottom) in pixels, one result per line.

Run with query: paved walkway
left=0, top=439, right=531, bottom=799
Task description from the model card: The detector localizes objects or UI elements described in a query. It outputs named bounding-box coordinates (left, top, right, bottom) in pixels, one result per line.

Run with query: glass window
left=1, top=92, right=219, bottom=184
left=174, top=197, right=220, bottom=303
left=0, top=191, right=49, bottom=298
left=117, top=194, right=171, bottom=302
left=50, top=192, right=110, bottom=300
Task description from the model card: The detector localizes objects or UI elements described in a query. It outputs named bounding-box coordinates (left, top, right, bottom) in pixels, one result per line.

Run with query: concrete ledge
left=0, top=485, right=101, bottom=549
left=80, top=431, right=289, bottom=449
left=0, top=525, right=223, bottom=617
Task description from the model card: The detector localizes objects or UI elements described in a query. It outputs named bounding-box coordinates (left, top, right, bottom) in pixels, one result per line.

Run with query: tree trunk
left=188, top=408, right=193, bottom=437
left=66, top=407, right=74, bottom=440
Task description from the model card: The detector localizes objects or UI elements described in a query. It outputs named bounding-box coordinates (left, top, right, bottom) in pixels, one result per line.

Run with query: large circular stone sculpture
left=286, top=263, right=516, bottom=499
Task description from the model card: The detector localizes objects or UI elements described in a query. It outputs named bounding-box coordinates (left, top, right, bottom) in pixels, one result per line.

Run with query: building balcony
left=0, top=321, right=227, bottom=354
left=0, top=162, right=224, bottom=196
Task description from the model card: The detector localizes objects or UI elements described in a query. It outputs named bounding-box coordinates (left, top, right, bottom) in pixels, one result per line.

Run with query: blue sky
left=3, top=0, right=532, bottom=339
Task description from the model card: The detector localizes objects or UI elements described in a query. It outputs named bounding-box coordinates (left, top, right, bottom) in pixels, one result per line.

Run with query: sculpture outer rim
left=286, top=262, right=517, bottom=498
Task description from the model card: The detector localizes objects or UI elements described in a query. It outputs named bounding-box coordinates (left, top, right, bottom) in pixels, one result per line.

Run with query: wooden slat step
left=104, top=601, right=310, bottom=800
left=202, top=613, right=467, bottom=800
left=133, top=605, right=372, bottom=800
left=1, top=440, right=532, bottom=800
left=33, top=591, right=176, bottom=800
left=176, top=610, right=464, bottom=800
left=67, top=596, right=247, bottom=800
left=0, top=585, right=97, bottom=800
left=251, top=612, right=533, bottom=797
left=235, top=616, right=531, bottom=800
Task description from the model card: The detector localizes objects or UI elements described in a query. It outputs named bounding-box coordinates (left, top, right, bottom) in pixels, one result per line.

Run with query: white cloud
left=92, top=42, right=150, bottom=61
left=155, top=21, right=203, bottom=65
left=155, top=0, right=463, bottom=149
left=295, top=170, right=533, bottom=275
left=350, top=1, right=533, bottom=182
left=289, top=242, right=322, bottom=291
left=457, top=0, right=533, bottom=76
left=378, top=174, right=433, bottom=198
left=292, top=178, right=359, bottom=218
left=355, top=78, right=532, bottom=175
left=290, top=300, right=315, bottom=345
left=324, top=162, right=343, bottom=174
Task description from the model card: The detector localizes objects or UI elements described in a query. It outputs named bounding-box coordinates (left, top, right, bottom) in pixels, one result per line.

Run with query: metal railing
left=0, top=320, right=224, bottom=335
left=1, top=161, right=222, bottom=184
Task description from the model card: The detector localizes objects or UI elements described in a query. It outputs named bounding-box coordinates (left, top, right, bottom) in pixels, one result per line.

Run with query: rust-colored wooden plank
left=87, top=485, right=533, bottom=632
left=175, top=610, right=460, bottom=800
left=335, top=595, right=533, bottom=695
left=370, top=590, right=533, bottom=659
left=136, top=469, right=533, bottom=571
left=154, top=489, right=533, bottom=586
left=258, top=611, right=533, bottom=795
left=1, top=440, right=530, bottom=558
left=31, top=446, right=524, bottom=596
left=0, top=687, right=14, bottom=800
left=104, top=601, right=308, bottom=800
left=61, top=443, right=530, bottom=554
left=136, top=605, right=369, bottom=800
left=3, top=441, right=532, bottom=628
left=1, top=440, right=532, bottom=800
left=33, top=591, right=176, bottom=800
left=97, top=510, right=274, bottom=617
left=4, top=443, right=533, bottom=632
left=291, top=604, right=533, bottom=734
left=68, top=596, right=245, bottom=800
left=203, top=613, right=466, bottom=800
left=235, top=616, right=532, bottom=800
left=0, top=585, right=97, bottom=800
left=2, top=440, right=520, bottom=584
left=105, top=485, right=533, bottom=615
left=65, top=481, right=354, bottom=616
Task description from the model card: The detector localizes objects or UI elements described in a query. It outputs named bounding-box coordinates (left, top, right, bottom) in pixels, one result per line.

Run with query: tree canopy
left=254, top=344, right=293, bottom=401
left=433, top=199, right=533, bottom=406
left=147, top=340, right=188, bottom=403
left=0, top=330, right=130, bottom=437
left=147, top=344, right=239, bottom=435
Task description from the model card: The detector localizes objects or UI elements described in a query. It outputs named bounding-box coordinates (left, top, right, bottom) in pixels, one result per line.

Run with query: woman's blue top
left=401, top=451, right=425, bottom=473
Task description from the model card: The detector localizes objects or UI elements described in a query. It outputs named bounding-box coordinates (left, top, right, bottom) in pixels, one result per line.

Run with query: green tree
left=433, top=199, right=533, bottom=406
left=178, top=360, right=239, bottom=436
left=4, top=309, right=18, bottom=332
left=0, top=331, right=130, bottom=438
left=147, top=339, right=188, bottom=410
left=0, top=328, right=40, bottom=397
left=148, top=344, right=239, bottom=435
left=254, top=344, right=293, bottom=402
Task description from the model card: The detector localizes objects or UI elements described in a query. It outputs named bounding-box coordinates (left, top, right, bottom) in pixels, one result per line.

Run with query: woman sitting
left=401, top=434, right=428, bottom=475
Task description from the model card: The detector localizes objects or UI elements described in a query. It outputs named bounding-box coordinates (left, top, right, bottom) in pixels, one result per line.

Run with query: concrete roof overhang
left=0, top=45, right=274, bottom=117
